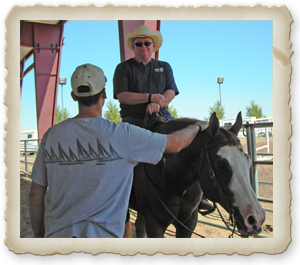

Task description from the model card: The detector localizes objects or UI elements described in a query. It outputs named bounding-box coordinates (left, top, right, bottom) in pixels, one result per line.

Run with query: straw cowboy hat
left=125, top=25, right=163, bottom=53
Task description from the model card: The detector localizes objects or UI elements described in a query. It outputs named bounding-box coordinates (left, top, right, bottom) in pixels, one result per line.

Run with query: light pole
left=217, top=77, right=224, bottom=125
left=59, top=77, right=67, bottom=110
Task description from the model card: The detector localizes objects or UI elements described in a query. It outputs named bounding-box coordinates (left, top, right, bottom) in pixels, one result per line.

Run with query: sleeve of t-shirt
left=164, top=62, right=179, bottom=95
left=113, top=63, right=130, bottom=99
left=30, top=130, right=50, bottom=187
left=124, top=123, right=167, bottom=165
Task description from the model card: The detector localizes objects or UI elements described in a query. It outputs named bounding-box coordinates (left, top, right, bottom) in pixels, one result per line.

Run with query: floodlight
left=59, top=77, right=67, bottom=85
left=217, top=77, right=224, bottom=84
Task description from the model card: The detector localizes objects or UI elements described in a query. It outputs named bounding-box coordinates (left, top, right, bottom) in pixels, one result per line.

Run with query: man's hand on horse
left=147, top=103, right=161, bottom=115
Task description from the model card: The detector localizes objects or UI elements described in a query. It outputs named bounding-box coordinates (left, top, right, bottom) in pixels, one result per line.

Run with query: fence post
left=250, top=127, right=259, bottom=196
left=245, top=123, right=258, bottom=195
left=24, top=140, right=28, bottom=178
left=245, top=123, right=253, bottom=185
left=266, top=127, right=270, bottom=153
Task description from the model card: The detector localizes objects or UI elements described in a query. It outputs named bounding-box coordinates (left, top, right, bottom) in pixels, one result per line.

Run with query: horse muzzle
left=238, top=225, right=263, bottom=236
left=237, top=208, right=266, bottom=236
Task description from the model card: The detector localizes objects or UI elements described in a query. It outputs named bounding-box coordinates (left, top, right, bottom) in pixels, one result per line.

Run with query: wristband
left=148, top=93, right=152, bottom=103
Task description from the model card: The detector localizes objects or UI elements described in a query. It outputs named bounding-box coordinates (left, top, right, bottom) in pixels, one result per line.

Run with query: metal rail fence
left=20, top=139, right=40, bottom=177
left=244, top=122, right=273, bottom=204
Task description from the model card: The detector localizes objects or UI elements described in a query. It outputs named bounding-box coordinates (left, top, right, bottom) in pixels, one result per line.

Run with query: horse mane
left=151, top=117, right=202, bottom=134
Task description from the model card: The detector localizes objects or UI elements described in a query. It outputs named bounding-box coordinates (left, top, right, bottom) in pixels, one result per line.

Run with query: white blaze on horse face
left=217, top=145, right=265, bottom=233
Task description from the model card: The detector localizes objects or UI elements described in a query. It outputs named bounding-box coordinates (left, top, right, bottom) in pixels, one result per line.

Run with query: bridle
left=201, top=128, right=245, bottom=237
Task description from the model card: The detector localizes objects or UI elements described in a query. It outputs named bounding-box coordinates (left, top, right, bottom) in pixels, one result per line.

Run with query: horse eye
left=216, top=160, right=228, bottom=170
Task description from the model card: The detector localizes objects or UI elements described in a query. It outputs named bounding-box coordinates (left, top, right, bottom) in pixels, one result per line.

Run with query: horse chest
left=163, top=182, right=202, bottom=214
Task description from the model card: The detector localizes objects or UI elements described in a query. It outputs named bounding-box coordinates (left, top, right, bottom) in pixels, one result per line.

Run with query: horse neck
left=164, top=130, right=209, bottom=194
left=150, top=119, right=210, bottom=193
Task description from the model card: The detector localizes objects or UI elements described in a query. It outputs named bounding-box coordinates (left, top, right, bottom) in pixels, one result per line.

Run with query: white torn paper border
left=4, top=4, right=292, bottom=256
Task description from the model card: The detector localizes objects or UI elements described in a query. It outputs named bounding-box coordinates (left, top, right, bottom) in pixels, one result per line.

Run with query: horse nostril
left=247, top=215, right=256, bottom=226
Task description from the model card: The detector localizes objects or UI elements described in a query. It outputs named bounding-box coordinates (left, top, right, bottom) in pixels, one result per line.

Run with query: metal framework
left=20, top=20, right=160, bottom=140
left=20, top=20, right=66, bottom=140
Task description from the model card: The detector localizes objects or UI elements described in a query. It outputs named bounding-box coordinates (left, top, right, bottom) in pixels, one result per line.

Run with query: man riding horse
left=113, top=25, right=214, bottom=236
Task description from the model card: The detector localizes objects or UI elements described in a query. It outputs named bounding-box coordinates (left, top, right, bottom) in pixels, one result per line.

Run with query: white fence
left=20, top=139, right=40, bottom=177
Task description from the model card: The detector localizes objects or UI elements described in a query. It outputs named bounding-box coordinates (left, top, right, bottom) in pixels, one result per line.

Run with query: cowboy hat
left=125, top=25, right=163, bottom=52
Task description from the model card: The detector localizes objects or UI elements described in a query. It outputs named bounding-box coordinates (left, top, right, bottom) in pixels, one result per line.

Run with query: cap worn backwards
left=71, top=64, right=106, bottom=97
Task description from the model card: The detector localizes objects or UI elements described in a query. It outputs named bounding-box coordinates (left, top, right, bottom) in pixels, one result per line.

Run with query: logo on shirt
left=44, top=139, right=123, bottom=166
left=154, top=68, right=164, bottom=72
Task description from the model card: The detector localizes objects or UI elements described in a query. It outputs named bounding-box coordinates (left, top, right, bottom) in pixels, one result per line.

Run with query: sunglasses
left=134, top=41, right=153, bottom=47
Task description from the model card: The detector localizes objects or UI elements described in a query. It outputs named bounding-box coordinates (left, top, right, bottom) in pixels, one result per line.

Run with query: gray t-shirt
left=31, top=117, right=167, bottom=238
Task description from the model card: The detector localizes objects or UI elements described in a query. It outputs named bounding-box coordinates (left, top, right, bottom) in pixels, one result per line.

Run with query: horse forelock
left=220, top=128, right=239, bottom=147
left=220, top=128, right=251, bottom=162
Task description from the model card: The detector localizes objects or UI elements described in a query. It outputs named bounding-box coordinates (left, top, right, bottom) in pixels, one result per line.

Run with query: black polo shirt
left=113, top=58, right=179, bottom=119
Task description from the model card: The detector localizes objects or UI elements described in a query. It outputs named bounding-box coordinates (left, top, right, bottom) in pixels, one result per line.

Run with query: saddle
left=142, top=112, right=170, bottom=130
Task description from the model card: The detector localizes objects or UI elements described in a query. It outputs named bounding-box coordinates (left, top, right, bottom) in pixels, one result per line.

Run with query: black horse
left=129, top=112, right=265, bottom=238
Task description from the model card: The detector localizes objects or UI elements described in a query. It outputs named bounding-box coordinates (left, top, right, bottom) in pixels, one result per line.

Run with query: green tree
left=55, top=105, right=71, bottom=124
left=168, top=104, right=179, bottom=119
left=104, top=100, right=122, bottom=124
left=205, top=100, right=225, bottom=121
left=245, top=100, right=265, bottom=118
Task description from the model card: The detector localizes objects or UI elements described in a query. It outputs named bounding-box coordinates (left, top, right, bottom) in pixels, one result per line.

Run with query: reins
left=203, top=128, right=246, bottom=238
left=214, top=203, right=237, bottom=238
left=142, top=163, right=206, bottom=238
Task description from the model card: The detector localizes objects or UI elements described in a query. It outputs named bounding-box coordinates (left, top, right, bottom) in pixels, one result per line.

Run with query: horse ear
left=209, top=112, right=220, bottom=137
left=230, top=112, right=242, bottom=135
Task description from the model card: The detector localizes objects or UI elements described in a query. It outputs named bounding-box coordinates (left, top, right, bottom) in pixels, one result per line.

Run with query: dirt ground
left=20, top=136, right=273, bottom=238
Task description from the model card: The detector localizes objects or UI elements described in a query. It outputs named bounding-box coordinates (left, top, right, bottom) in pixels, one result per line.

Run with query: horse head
left=199, top=112, right=265, bottom=236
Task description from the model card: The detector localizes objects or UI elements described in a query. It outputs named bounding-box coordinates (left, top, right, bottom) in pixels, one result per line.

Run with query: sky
left=21, top=20, right=272, bottom=131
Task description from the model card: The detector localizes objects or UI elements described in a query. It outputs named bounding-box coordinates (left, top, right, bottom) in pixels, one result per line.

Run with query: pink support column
left=20, top=21, right=65, bottom=140
left=118, top=20, right=161, bottom=62
left=32, top=22, right=65, bottom=140
left=144, top=20, right=161, bottom=60
left=20, top=21, right=35, bottom=97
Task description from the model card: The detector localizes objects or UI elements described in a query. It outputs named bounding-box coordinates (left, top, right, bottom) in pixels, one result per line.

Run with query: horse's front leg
left=174, top=208, right=198, bottom=238
left=135, top=213, right=147, bottom=238
left=144, top=214, right=167, bottom=238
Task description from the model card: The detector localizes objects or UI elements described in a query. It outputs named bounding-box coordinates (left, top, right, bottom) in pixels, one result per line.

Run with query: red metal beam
left=32, top=22, right=65, bottom=140
left=20, top=21, right=34, bottom=96
left=20, top=21, right=65, bottom=139
left=118, top=20, right=161, bottom=62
